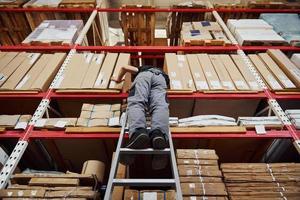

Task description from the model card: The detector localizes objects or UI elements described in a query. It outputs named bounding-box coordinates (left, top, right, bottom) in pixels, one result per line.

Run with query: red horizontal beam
left=76, top=45, right=238, bottom=53
left=0, top=45, right=73, bottom=52
left=0, top=131, right=25, bottom=139
left=215, top=8, right=300, bottom=13
left=0, top=7, right=94, bottom=12
left=0, top=92, right=46, bottom=99
left=50, top=92, right=266, bottom=100
left=241, top=46, right=300, bottom=52
left=27, top=130, right=292, bottom=139
left=271, top=93, right=300, bottom=100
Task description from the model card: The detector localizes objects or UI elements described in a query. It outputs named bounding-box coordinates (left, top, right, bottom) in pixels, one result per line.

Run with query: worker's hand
left=111, top=76, right=124, bottom=83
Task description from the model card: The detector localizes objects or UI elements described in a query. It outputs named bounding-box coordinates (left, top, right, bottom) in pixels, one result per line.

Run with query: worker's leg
left=127, top=71, right=152, bottom=149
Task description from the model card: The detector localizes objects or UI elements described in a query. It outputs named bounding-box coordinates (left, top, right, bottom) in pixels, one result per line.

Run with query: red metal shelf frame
left=0, top=92, right=46, bottom=99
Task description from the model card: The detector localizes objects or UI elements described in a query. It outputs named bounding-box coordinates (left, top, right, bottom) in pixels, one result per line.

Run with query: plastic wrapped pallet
left=260, top=13, right=300, bottom=46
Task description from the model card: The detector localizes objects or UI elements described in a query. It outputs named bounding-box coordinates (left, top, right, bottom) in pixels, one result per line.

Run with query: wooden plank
left=29, top=178, right=79, bottom=187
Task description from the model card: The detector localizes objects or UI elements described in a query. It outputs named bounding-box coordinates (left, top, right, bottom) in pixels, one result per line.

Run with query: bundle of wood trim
left=221, top=163, right=300, bottom=199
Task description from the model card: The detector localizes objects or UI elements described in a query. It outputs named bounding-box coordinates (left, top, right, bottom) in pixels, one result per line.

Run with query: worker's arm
left=111, top=65, right=139, bottom=83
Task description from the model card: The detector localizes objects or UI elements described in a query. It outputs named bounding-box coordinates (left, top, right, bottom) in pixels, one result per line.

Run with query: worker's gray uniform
left=128, top=67, right=169, bottom=138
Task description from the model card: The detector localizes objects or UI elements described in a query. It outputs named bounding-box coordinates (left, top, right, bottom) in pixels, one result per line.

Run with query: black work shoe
left=126, top=128, right=149, bottom=149
left=150, top=129, right=168, bottom=150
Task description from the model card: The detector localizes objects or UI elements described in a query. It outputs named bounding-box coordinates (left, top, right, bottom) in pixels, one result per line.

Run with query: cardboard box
left=219, top=55, right=250, bottom=90
left=109, top=53, right=130, bottom=90
left=80, top=110, right=92, bottom=119
left=230, top=54, right=261, bottom=91
left=88, top=119, right=108, bottom=127
left=124, top=190, right=175, bottom=200
left=177, top=55, right=196, bottom=91
left=183, top=197, right=228, bottom=200
left=0, top=52, right=28, bottom=87
left=177, top=149, right=219, bottom=160
left=81, top=160, right=105, bottom=183
left=227, top=19, right=273, bottom=34
left=186, top=54, right=209, bottom=91
left=177, top=159, right=218, bottom=166
left=180, top=176, right=223, bottom=183
left=0, top=189, right=45, bottom=198
left=90, top=111, right=113, bottom=119
left=258, top=53, right=296, bottom=89
left=178, top=165, right=222, bottom=177
left=0, top=52, right=19, bottom=72
left=111, top=104, right=121, bottom=111
left=30, top=53, right=66, bottom=91
left=181, top=183, right=227, bottom=196
left=2, top=53, right=40, bottom=90
left=29, top=178, right=79, bottom=187
left=0, top=115, right=20, bottom=128
left=209, top=55, right=236, bottom=90
left=34, top=118, right=77, bottom=129
left=81, top=54, right=104, bottom=89
left=249, top=54, right=283, bottom=90
left=291, top=53, right=300, bottom=69
left=81, top=103, right=94, bottom=111
left=59, top=53, right=92, bottom=89
left=93, top=104, right=111, bottom=111
left=235, top=29, right=286, bottom=45
left=197, top=54, right=222, bottom=90
left=76, top=118, right=89, bottom=127
left=164, top=53, right=183, bottom=90
left=192, top=21, right=222, bottom=31
left=267, top=49, right=300, bottom=88
left=94, top=53, right=118, bottom=89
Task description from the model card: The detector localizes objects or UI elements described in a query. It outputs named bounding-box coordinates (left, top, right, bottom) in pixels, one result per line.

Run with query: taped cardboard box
left=0, top=115, right=20, bottom=128
left=192, top=21, right=222, bottom=31
left=177, top=149, right=219, bottom=160
left=124, top=190, right=175, bottom=200
left=180, top=176, right=223, bottom=183
left=177, top=55, right=196, bottom=91
left=267, top=49, right=300, bottom=88
left=186, top=54, right=209, bottom=91
left=230, top=54, right=261, bottom=91
left=209, top=55, right=236, bottom=91
left=34, top=118, right=77, bottom=129
left=291, top=53, right=300, bottom=69
left=177, top=159, right=218, bottom=166
left=249, top=54, right=283, bottom=91
left=109, top=53, right=131, bottom=90
left=94, top=53, right=118, bottom=89
left=219, top=55, right=250, bottom=91
left=197, top=54, right=222, bottom=90
left=178, top=165, right=222, bottom=177
left=258, top=53, right=296, bottom=89
left=181, top=183, right=227, bottom=196
left=81, top=160, right=105, bottom=183
left=0, top=52, right=19, bottom=72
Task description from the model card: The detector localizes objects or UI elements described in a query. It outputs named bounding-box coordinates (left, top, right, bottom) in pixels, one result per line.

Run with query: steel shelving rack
left=0, top=5, right=300, bottom=190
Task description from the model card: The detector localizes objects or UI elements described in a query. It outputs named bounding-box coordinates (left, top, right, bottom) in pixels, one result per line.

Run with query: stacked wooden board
left=227, top=19, right=287, bottom=46
left=0, top=0, right=32, bottom=45
left=180, top=21, right=231, bottom=46
left=55, top=53, right=131, bottom=93
left=249, top=49, right=300, bottom=92
left=177, top=149, right=228, bottom=199
left=221, top=163, right=300, bottom=199
left=164, top=53, right=261, bottom=93
left=0, top=52, right=66, bottom=92
left=0, top=173, right=100, bottom=199
left=22, top=20, right=84, bottom=46
left=120, top=5, right=155, bottom=46
left=166, top=1, right=207, bottom=46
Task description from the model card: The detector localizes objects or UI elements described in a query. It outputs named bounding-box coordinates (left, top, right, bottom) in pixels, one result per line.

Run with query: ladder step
left=120, top=148, right=170, bottom=154
left=113, top=178, right=176, bottom=186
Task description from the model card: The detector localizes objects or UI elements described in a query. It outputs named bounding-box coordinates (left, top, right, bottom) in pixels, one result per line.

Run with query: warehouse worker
left=111, top=65, right=170, bottom=170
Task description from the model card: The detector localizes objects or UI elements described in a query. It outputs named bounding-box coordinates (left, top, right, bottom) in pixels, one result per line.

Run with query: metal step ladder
left=104, top=112, right=182, bottom=200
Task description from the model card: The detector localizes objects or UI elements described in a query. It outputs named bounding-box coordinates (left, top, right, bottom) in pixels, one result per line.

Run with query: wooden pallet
left=120, top=5, right=155, bottom=46
left=182, top=39, right=225, bottom=46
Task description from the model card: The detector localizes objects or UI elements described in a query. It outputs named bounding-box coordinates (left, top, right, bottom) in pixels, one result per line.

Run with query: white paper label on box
left=143, top=192, right=157, bottom=200
left=171, top=80, right=182, bottom=89
left=210, top=80, right=221, bottom=89
left=18, top=191, right=24, bottom=196
left=255, top=124, right=266, bottom=135
left=95, top=73, right=104, bottom=86
left=222, top=81, right=234, bottom=89
left=170, top=71, right=176, bottom=78
left=184, top=160, right=190, bottom=164
left=186, top=169, right=193, bottom=176
left=16, top=75, right=30, bottom=89
left=85, top=53, right=93, bottom=63
left=194, top=72, right=201, bottom=78
left=189, top=183, right=196, bottom=188
left=177, top=55, right=185, bottom=62
left=196, top=81, right=209, bottom=90
left=55, top=76, right=64, bottom=88
left=14, top=122, right=27, bottom=130
left=205, top=72, right=212, bottom=77
left=190, top=197, right=197, bottom=200
left=35, top=119, right=47, bottom=128
left=108, top=117, right=120, bottom=127
left=54, top=120, right=67, bottom=128
left=30, top=53, right=40, bottom=64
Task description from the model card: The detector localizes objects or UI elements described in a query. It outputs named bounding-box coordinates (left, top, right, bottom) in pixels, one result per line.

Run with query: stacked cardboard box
left=0, top=172, right=100, bottom=199
left=0, top=52, right=66, bottom=92
left=76, top=103, right=121, bottom=127
left=22, top=20, right=84, bottom=46
left=164, top=53, right=261, bottom=92
left=249, top=49, right=300, bottom=91
left=0, top=115, right=31, bottom=130
left=180, top=21, right=231, bottom=46
left=56, top=53, right=130, bottom=92
left=177, top=149, right=228, bottom=199
left=227, top=19, right=287, bottom=46
left=221, top=163, right=300, bottom=199
left=123, top=190, right=175, bottom=200
left=34, top=118, right=77, bottom=129
left=291, top=54, right=300, bottom=69
left=285, top=110, right=300, bottom=129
